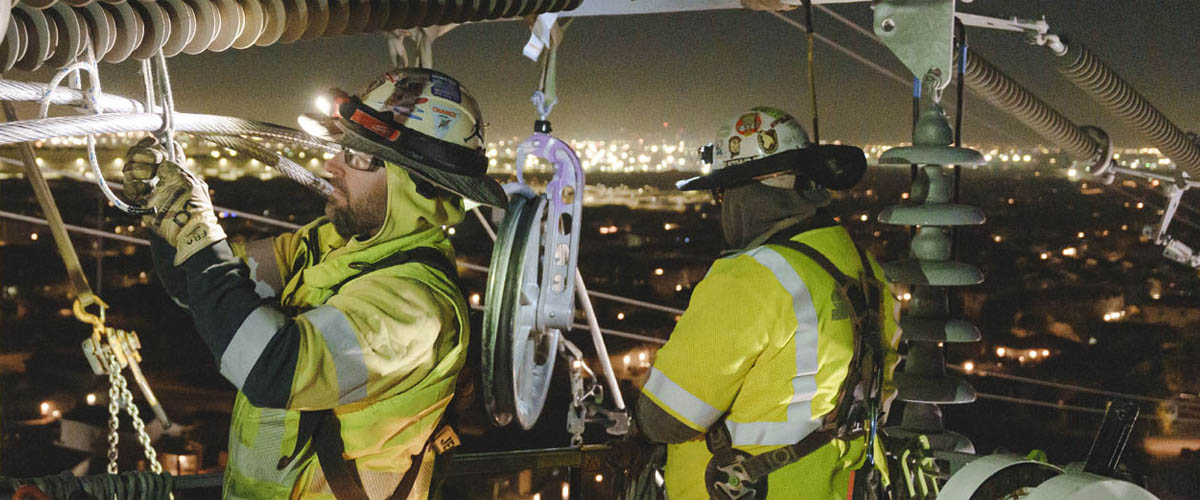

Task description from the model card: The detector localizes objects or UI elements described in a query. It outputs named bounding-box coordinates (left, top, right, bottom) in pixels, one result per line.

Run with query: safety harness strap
left=311, top=410, right=368, bottom=500
left=331, top=246, right=462, bottom=296
left=705, top=233, right=885, bottom=499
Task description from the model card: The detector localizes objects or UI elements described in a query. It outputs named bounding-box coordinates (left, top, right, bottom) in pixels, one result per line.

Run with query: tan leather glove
left=123, top=137, right=226, bottom=265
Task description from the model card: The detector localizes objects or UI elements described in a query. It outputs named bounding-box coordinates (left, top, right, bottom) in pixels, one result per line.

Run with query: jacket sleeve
left=179, top=240, right=455, bottom=410
left=150, top=235, right=191, bottom=309
left=637, top=259, right=774, bottom=438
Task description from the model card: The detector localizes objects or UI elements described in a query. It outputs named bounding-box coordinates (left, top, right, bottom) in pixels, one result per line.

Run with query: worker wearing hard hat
left=124, top=68, right=505, bottom=499
left=636, top=107, right=901, bottom=499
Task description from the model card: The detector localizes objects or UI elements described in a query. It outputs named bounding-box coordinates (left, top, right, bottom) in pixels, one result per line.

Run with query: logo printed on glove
left=184, top=225, right=208, bottom=246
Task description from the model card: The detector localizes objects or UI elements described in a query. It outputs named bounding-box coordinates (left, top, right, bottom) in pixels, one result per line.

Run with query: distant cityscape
left=0, top=134, right=1198, bottom=498
left=0, top=133, right=1186, bottom=212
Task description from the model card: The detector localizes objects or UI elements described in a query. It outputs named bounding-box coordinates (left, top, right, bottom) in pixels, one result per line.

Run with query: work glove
left=123, top=137, right=226, bottom=265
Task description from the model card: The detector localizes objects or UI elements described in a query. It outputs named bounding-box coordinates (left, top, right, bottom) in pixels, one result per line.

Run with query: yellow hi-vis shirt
left=642, top=225, right=900, bottom=500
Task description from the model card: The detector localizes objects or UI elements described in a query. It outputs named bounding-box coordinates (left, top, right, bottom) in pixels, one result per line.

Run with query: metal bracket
left=874, top=0, right=956, bottom=92
left=514, top=132, right=585, bottom=333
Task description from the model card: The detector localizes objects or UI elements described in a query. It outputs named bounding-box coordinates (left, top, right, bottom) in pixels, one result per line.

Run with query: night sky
left=8, top=1, right=1200, bottom=148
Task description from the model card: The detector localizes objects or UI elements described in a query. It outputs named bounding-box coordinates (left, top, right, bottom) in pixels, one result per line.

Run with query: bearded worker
left=124, top=68, right=505, bottom=499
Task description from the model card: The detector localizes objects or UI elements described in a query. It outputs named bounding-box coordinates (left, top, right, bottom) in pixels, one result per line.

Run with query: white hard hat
left=678, top=106, right=866, bottom=192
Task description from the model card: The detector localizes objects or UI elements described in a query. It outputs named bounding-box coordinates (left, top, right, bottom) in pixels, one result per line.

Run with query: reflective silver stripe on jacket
left=643, top=366, right=723, bottom=429
left=221, top=305, right=289, bottom=389
left=226, top=406, right=302, bottom=499
left=726, top=246, right=823, bottom=446
left=302, top=306, right=370, bottom=405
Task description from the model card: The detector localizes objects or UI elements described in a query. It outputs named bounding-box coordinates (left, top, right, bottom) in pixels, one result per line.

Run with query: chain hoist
left=74, top=301, right=165, bottom=474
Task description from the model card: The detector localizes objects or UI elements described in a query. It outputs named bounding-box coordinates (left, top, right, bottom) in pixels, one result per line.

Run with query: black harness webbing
left=705, top=232, right=885, bottom=500
left=278, top=245, right=463, bottom=500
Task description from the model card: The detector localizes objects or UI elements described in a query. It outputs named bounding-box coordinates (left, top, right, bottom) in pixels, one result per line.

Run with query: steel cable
left=1055, top=41, right=1200, bottom=177
left=0, top=79, right=336, bottom=151
left=0, top=111, right=336, bottom=153
left=952, top=365, right=1200, bottom=409
left=975, top=393, right=1200, bottom=426
left=0, top=79, right=143, bottom=113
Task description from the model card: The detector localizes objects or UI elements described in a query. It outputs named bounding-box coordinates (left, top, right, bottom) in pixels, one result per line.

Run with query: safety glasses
left=340, top=146, right=384, bottom=172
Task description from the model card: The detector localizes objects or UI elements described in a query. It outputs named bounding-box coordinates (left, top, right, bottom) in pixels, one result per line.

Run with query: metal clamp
left=1080, top=126, right=1115, bottom=184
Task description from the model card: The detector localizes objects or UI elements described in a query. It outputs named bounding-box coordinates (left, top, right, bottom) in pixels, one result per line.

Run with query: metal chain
left=101, top=342, right=163, bottom=474
left=119, top=365, right=162, bottom=474
left=103, top=345, right=122, bottom=474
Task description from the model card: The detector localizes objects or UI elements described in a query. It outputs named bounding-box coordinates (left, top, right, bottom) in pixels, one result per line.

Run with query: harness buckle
left=713, top=456, right=758, bottom=499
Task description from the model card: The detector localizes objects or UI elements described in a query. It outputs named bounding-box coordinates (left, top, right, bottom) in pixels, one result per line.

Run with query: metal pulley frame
left=483, top=131, right=585, bottom=430
left=938, top=454, right=1160, bottom=500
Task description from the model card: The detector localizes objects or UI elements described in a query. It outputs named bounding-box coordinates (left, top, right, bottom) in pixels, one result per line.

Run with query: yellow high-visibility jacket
left=154, top=165, right=468, bottom=499
left=641, top=224, right=900, bottom=500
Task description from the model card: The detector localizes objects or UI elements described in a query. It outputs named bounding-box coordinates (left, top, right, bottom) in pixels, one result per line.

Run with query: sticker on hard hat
left=432, top=106, right=461, bottom=139
left=758, top=129, right=779, bottom=154
left=430, top=74, right=462, bottom=103
left=728, top=136, right=742, bottom=157
left=735, top=113, right=761, bottom=136
left=350, top=110, right=401, bottom=141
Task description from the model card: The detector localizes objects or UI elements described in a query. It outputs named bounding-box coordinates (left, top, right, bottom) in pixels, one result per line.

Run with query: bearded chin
left=327, top=204, right=360, bottom=240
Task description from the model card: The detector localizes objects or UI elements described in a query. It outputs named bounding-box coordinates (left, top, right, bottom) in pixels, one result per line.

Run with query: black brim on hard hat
left=676, top=145, right=868, bottom=192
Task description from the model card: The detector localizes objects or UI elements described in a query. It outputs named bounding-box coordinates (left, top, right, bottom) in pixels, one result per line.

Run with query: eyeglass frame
left=340, top=146, right=385, bottom=172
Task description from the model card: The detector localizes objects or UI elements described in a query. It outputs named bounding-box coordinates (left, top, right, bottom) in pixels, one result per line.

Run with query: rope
left=152, top=53, right=180, bottom=163
left=800, top=0, right=819, bottom=143
left=531, top=19, right=570, bottom=120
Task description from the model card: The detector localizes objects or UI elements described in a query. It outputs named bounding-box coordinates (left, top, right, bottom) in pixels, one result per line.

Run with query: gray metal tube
left=1054, top=40, right=1200, bottom=177
left=962, top=48, right=1101, bottom=162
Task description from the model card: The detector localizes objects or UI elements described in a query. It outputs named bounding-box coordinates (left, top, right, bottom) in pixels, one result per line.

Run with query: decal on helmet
left=728, top=136, right=742, bottom=157
left=350, top=110, right=401, bottom=141
left=465, top=121, right=484, bottom=144
left=430, top=73, right=462, bottom=103
left=758, top=129, right=778, bottom=154
left=769, top=114, right=793, bottom=128
left=735, top=113, right=761, bottom=136
left=432, top=106, right=460, bottom=139
left=390, top=97, right=428, bottom=122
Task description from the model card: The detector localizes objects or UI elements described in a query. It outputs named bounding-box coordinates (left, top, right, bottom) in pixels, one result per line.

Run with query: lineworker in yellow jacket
left=122, top=68, right=507, bottom=499
left=636, top=107, right=902, bottom=500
